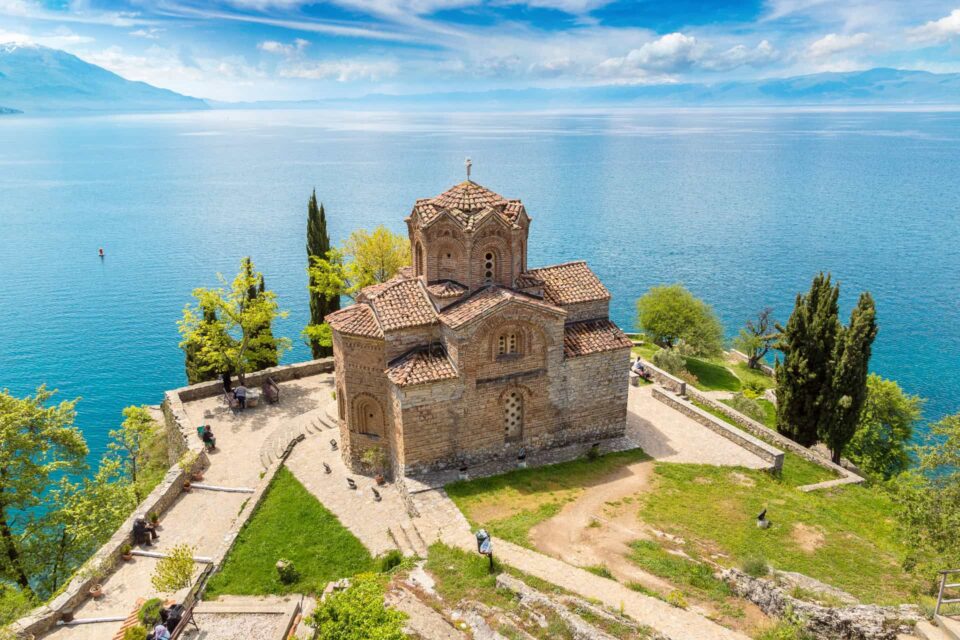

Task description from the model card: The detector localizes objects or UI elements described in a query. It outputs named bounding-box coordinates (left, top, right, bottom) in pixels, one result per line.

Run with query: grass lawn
left=205, top=467, right=374, bottom=597
left=684, top=357, right=741, bottom=392
left=638, top=462, right=918, bottom=604
left=446, top=449, right=651, bottom=547
left=719, top=397, right=777, bottom=429
left=729, top=362, right=776, bottom=391
left=632, top=343, right=660, bottom=360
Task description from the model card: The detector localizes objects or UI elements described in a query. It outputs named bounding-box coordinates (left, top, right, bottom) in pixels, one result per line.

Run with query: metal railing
left=935, top=568, right=960, bottom=617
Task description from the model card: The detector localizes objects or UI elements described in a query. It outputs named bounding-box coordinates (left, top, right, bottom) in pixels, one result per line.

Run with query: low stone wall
left=651, top=387, right=784, bottom=472
left=171, top=358, right=335, bottom=404
left=638, top=359, right=686, bottom=395
left=721, top=568, right=921, bottom=640
left=683, top=387, right=863, bottom=489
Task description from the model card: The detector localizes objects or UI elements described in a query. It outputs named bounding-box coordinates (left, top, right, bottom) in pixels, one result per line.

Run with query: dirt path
left=529, top=459, right=673, bottom=593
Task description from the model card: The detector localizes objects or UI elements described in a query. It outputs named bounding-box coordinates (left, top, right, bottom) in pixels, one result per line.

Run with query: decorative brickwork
left=328, top=178, right=631, bottom=477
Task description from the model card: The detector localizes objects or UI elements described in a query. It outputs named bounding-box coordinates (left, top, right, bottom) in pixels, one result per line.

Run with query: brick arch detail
left=470, top=236, right=511, bottom=287
left=351, top=392, right=386, bottom=438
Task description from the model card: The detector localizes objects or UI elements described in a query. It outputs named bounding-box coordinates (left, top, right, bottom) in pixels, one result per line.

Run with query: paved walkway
left=627, top=385, right=767, bottom=468
left=41, top=374, right=335, bottom=640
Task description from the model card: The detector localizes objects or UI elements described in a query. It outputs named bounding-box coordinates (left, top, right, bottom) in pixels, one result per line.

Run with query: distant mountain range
left=240, top=67, right=960, bottom=110
left=2, top=42, right=959, bottom=114
left=0, top=43, right=207, bottom=113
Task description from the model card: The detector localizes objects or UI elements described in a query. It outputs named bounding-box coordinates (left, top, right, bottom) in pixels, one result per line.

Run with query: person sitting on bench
left=201, top=425, right=216, bottom=451
left=133, top=515, right=159, bottom=545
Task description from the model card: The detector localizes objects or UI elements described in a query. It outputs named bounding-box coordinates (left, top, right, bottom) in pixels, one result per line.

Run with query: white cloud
left=908, top=9, right=960, bottom=44
left=0, top=26, right=94, bottom=48
left=595, top=32, right=700, bottom=79
left=806, top=32, right=871, bottom=58
left=702, top=40, right=780, bottom=71
left=129, top=28, right=164, bottom=39
left=278, top=58, right=399, bottom=81
left=258, top=38, right=309, bottom=56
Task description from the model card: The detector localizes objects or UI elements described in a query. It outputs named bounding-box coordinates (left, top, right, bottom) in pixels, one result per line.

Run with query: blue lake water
left=1, top=108, right=958, bottom=461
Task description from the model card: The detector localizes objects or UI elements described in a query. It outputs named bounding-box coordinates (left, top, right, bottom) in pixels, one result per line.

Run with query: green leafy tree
left=151, top=544, right=196, bottom=592
left=733, top=307, right=777, bottom=369
left=179, top=257, right=291, bottom=386
left=845, top=375, right=923, bottom=480
left=635, top=284, right=724, bottom=356
left=108, top=406, right=160, bottom=502
left=341, top=226, right=411, bottom=296
left=821, top=293, right=878, bottom=463
left=308, top=573, right=406, bottom=640
left=0, top=387, right=87, bottom=597
left=181, top=302, right=225, bottom=385
left=775, top=273, right=840, bottom=447
left=895, top=412, right=960, bottom=572
left=307, top=191, right=339, bottom=359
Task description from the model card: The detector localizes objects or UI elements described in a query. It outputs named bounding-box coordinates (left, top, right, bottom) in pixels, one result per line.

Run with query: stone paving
left=40, top=374, right=335, bottom=640
left=627, top=384, right=768, bottom=468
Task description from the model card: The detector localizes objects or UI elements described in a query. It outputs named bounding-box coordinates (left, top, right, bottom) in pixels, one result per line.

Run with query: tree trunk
left=831, top=449, right=842, bottom=465
left=748, top=355, right=761, bottom=369
left=0, top=504, right=34, bottom=597
left=221, top=371, right=232, bottom=392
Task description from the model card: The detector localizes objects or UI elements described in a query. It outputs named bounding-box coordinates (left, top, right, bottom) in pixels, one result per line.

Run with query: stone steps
left=259, top=402, right=337, bottom=469
left=916, top=621, right=952, bottom=640
left=389, top=525, right=416, bottom=557
left=401, top=522, right=429, bottom=557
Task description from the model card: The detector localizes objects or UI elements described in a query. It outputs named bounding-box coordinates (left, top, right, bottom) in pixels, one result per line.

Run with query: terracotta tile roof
left=411, top=180, right=526, bottom=230
left=426, top=280, right=468, bottom=299
left=356, top=271, right=411, bottom=303
left=564, top=319, right=632, bottom=357
left=440, top=286, right=564, bottom=329
left=520, top=261, right=610, bottom=306
left=368, top=278, right=438, bottom=332
left=386, top=346, right=458, bottom=387
left=326, top=304, right=383, bottom=339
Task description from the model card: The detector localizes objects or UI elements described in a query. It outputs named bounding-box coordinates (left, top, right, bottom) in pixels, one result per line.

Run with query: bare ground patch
left=791, top=523, right=826, bottom=554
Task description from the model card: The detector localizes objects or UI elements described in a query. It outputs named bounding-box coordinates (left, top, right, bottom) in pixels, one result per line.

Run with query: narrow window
left=498, top=335, right=506, bottom=355
left=504, top=391, right=523, bottom=441
left=484, top=251, right=495, bottom=285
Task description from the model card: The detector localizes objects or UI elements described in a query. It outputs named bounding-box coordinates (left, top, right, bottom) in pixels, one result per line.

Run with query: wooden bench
left=262, top=377, right=280, bottom=405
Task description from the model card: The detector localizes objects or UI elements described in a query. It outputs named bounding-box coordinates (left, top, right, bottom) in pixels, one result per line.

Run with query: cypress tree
left=307, top=190, right=338, bottom=358
left=244, top=266, right=280, bottom=372
left=775, top=273, right=840, bottom=447
left=822, top=293, right=878, bottom=463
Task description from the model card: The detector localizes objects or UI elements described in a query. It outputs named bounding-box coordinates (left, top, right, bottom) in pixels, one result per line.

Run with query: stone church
left=326, top=174, right=632, bottom=477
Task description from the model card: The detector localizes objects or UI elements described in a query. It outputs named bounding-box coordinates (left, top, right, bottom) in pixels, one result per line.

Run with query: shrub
left=138, top=598, right=163, bottom=625
left=276, top=559, right=299, bottom=585
left=756, top=608, right=812, bottom=640
left=308, top=573, right=406, bottom=640
left=151, top=544, right=196, bottom=592
left=727, top=393, right=767, bottom=423
left=651, top=348, right=687, bottom=376
left=742, top=555, right=769, bottom=577
left=378, top=549, right=404, bottom=573
left=123, top=625, right=148, bottom=640
left=666, top=590, right=688, bottom=609
left=585, top=565, right=613, bottom=579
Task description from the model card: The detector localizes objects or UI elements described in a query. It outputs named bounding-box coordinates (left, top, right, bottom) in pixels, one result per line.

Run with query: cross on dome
left=465, top=157, right=472, bottom=180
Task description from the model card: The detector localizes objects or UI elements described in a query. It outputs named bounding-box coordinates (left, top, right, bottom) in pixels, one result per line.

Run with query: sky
left=1, top=0, right=959, bottom=101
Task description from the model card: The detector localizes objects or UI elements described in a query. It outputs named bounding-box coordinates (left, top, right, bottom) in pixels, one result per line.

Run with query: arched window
left=354, top=397, right=384, bottom=437
left=415, top=242, right=425, bottom=277
left=504, top=391, right=523, bottom=442
left=497, top=332, right=519, bottom=356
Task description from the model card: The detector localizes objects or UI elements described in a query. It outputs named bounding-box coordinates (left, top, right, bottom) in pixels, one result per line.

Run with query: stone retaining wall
left=683, top=387, right=863, bottom=490
left=651, top=387, right=784, bottom=472
left=721, top=568, right=921, bottom=640
left=638, top=359, right=686, bottom=395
